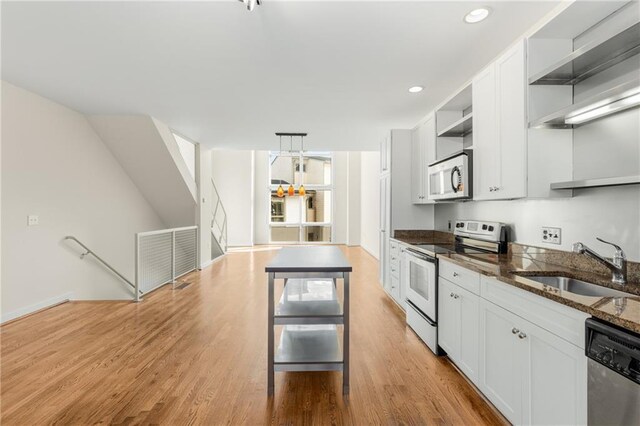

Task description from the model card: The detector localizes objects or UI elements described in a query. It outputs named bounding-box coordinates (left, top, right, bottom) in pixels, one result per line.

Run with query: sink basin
left=519, top=275, right=635, bottom=298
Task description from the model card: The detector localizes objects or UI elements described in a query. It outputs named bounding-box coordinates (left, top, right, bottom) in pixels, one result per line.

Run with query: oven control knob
left=482, top=224, right=488, bottom=230
left=488, top=226, right=494, bottom=232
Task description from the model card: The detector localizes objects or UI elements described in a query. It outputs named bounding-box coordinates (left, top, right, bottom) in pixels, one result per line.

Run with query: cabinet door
left=472, top=64, right=498, bottom=200
left=379, top=175, right=390, bottom=289
left=420, top=116, right=436, bottom=204
left=457, top=286, right=480, bottom=384
left=437, top=279, right=459, bottom=359
left=521, top=320, right=587, bottom=426
left=479, top=299, right=523, bottom=424
left=495, top=40, right=527, bottom=199
left=410, top=126, right=423, bottom=204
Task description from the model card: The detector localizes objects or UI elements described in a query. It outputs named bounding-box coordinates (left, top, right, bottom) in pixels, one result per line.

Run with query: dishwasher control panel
left=586, top=318, right=640, bottom=384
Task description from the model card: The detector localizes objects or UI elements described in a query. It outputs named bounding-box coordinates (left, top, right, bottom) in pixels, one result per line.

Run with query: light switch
left=27, top=215, right=39, bottom=226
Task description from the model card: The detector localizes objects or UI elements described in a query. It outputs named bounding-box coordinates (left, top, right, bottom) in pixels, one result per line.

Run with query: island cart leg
left=343, top=272, right=350, bottom=395
left=268, top=272, right=275, bottom=396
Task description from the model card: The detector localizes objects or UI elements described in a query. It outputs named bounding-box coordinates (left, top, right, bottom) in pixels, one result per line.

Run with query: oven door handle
left=407, top=300, right=437, bottom=326
left=405, top=248, right=437, bottom=264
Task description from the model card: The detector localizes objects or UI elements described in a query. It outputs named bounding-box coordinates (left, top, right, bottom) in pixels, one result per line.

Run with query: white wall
left=211, top=150, right=255, bottom=247
left=435, top=186, right=640, bottom=261
left=360, top=151, right=381, bottom=259
left=1, top=81, right=166, bottom=321
left=347, top=152, right=362, bottom=246
left=254, top=150, right=270, bottom=245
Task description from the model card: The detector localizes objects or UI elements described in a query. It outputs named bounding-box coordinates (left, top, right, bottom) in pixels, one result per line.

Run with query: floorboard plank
left=1, top=246, right=506, bottom=425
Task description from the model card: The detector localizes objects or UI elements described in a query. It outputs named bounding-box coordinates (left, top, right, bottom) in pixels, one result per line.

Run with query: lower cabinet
left=438, top=278, right=480, bottom=383
left=438, top=268, right=587, bottom=425
left=478, top=299, right=587, bottom=425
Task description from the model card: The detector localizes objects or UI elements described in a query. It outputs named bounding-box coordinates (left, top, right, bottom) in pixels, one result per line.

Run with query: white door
left=521, top=319, right=588, bottom=426
left=457, top=285, right=480, bottom=384
left=479, top=299, right=523, bottom=424
left=380, top=134, right=391, bottom=174
left=379, top=175, right=390, bottom=289
left=437, top=278, right=458, bottom=359
left=495, top=39, right=527, bottom=200
left=410, top=126, right=423, bottom=204
left=472, top=64, right=498, bottom=201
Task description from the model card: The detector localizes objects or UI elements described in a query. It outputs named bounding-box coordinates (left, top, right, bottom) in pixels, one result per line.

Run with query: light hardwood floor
left=1, top=246, right=505, bottom=425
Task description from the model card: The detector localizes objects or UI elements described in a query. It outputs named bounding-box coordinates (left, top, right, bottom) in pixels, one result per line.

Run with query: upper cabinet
left=411, top=115, right=436, bottom=204
left=473, top=40, right=527, bottom=201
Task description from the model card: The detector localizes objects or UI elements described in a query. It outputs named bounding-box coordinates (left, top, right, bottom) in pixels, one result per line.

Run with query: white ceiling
left=1, top=0, right=562, bottom=151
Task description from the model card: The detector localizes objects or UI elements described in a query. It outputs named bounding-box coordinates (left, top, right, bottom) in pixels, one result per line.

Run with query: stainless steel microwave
left=427, top=150, right=473, bottom=201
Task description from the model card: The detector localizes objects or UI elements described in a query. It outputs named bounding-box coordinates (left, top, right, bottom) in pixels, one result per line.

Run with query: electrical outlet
left=27, top=215, right=39, bottom=226
left=542, top=226, right=561, bottom=244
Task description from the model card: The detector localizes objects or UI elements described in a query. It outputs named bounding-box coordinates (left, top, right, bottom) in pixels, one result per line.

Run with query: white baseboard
left=1, top=292, right=74, bottom=324
left=200, top=253, right=225, bottom=269
left=360, top=244, right=379, bottom=260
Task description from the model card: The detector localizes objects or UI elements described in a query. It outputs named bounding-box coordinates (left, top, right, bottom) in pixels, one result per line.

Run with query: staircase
left=211, top=178, right=228, bottom=260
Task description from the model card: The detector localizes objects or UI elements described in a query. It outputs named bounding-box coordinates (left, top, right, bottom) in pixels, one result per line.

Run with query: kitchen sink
left=518, top=275, right=635, bottom=298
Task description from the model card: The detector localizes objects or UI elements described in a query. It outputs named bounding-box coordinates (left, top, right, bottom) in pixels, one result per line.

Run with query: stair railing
left=64, top=236, right=141, bottom=298
left=211, top=178, right=228, bottom=252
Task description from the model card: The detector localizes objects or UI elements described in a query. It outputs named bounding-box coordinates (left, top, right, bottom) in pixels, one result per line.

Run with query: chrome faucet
left=572, top=238, right=627, bottom=285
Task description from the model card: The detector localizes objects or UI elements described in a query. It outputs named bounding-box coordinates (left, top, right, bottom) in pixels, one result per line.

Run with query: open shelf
left=275, top=279, right=342, bottom=325
left=529, top=22, right=640, bottom=85
left=529, top=79, right=640, bottom=129
left=550, top=175, right=640, bottom=190
left=437, top=113, right=473, bottom=137
left=274, top=325, right=343, bottom=371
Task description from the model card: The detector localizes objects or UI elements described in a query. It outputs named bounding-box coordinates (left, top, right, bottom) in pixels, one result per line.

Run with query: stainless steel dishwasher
left=586, top=318, right=640, bottom=425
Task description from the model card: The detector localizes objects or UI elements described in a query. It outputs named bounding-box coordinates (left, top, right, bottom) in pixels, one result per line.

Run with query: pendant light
left=297, top=134, right=306, bottom=196
left=287, top=134, right=295, bottom=196
left=276, top=135, right=285, bottom=197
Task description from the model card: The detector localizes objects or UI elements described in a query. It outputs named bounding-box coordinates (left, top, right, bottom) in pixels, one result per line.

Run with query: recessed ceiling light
left=409, top=86, right=424, bottom=93
left=464, top=7, right=491, bottom=24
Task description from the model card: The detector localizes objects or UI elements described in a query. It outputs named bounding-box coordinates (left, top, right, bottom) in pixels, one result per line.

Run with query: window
left=269, top=152, right=333, bottom=243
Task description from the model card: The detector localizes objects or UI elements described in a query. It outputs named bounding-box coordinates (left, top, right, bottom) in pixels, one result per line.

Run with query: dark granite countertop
left=393, top=230, right=640, bottom=334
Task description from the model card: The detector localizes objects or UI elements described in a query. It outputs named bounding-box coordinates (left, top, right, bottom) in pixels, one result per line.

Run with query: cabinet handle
left=453, top=272, right=459, bottom=277
left=489, top=187, right=494, bottom=192
left=453, top=294, right=460, bottom=299
left=450, top=292, right=454, bottom=298
left=391, top=256, right=396, bottom=260
left=518, top=332, right=527, bottom=339
left=511, top=327, right=520, bottom=334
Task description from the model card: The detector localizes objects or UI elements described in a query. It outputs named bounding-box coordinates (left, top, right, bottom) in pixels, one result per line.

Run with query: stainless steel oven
left=427, top=150, right=472, bottom=201
left=404, top=248, right=438, bottom=354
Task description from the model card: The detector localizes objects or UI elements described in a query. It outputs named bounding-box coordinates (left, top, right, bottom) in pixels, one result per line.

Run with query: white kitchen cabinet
left=479, top=299, right=525, bottom=424
left=495, top=39, right=527, bottom=199
left=410, top=115, right=436, bottom=204
left=479, top=297, right=587, bottom=426
left=437, top=277, right=480, bottom=383
left=472, top=39, right=527, bottom=201
left=472, top=63, right=498, bottom=201
left=380, top=134, right=391, bottom=174
left=379, top=129, right=434, bottom=293
left=521, top=317, right=587, bottom=426
left=438, top=278, right=457, bottom=356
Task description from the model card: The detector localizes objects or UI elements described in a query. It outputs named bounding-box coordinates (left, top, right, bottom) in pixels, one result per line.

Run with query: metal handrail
left=64, top=236, right=141, bottom=295
left=211, top=178, right=228, bottom=252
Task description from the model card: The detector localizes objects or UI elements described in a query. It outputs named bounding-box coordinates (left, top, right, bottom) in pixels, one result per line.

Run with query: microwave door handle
left=450, top=166, right=460, bottom=193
